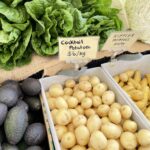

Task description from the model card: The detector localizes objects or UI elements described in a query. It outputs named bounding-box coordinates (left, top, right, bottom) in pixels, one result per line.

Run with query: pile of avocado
left=0, top=78, right=48, bottom=150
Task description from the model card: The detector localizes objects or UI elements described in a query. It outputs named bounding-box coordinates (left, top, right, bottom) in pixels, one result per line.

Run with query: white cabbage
left=126, top=0, right=150, bottom=44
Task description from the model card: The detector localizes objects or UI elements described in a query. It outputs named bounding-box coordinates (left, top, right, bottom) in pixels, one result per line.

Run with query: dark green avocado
left=0, top=103, right=8, bottom=126
left=0, top=86, right=19, bottom=107
left=24, top=123, right=46, bottom=145
left=21, top=78, right=41, bottom=96
left=2, top=143, right=19, bottom=150
left=16, top=100, right=29, bottom=112
left=4, top=106, right=28, bottom=145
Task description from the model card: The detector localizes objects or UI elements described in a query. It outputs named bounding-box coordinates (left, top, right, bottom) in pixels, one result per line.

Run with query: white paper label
left=59, top=36, right=99, bottom=61
left=102, top=31, right=138, bottom=52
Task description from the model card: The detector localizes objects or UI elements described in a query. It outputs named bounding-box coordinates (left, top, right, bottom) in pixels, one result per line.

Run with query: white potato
left=101, top=117, right=110, bottom=125
left=97, top=104, right=110, bottom=117
left=69, top=109, right=78, bottom=119
left=102, top=91, right=115, bottom=105
left=120, top=105, right=132, bottom=119
left=137, top=129, right=150, bottom=146
left=47, top=97, right=56, bottom=110
left=89, top=76, right=100, bottom=86
left=55, top=97, right=68, bottom=109
left=61, top=132, right=76, bottom=148
left=85, top=108, right=96, bottom=118
left=111, top=102, right=121, bottom=110
left=92, top=96, right=102, bottom=107
left=81, top=97, right=92, bottom=109
left=79, top=75, right=90, bottom=82
left=75, top=125, right=90, bottom=146
left=67, top=123, right=74, bottom=132
left=138, top=145, right=150, bottom=150
left=90, top=131, right=107, bottom=150
left=67, top=97, right=78, bottom=108
left=86, top=91, right=93, bottom=98
left=104, top=139, right=119, bottom=150
left=73, top=90, right=86, bottom=103
left=75, top=105, right=84, bottom=115
left=93, top=83, right=107, bottom=96
left=87, top=114, right=101, bottom=133
left=120, top=132, right=137, bottom=149
left=73, top=115, right=87, bottom=128
left=79, top=81, right=92, bottom=92
left=123, top=120, right=137, bottom=133
left=108, top=108, right=122, bottom=124
left=101, top=122, right=122, bottom=139
left=49, top=84, right=64, bottom=97
left=55, top=109, right=71, bottom=125
left=55, top=125, right=68, bottom=141
left=64, top=88, right=73, bottom=96
left=71, top=145, right=86, bottom=150
left=51, top=109, right=58, bottom=124
left=65, top=79, right=76, bottom=88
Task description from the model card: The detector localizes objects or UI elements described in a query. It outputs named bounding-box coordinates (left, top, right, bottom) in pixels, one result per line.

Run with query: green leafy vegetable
left=0, top=0, right=122, bottom=70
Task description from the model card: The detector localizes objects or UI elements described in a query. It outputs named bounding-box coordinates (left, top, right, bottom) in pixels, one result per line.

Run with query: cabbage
left=126, top=0, right=150, bottom=44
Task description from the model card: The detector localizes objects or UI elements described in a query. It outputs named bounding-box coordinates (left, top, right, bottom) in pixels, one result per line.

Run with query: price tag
left=59, top=36, right=99, bottom=61
left=102, top=31, right=138, bottom=53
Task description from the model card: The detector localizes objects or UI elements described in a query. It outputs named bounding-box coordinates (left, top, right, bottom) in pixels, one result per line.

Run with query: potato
left=67, top=123, right=74, bottom=132
left=75, top=105, right=84, bottom=115
left=128, top=90, right=144, bottom=101
left=119, top=72, right=128, bottom=82
left=47, top=97, right=56, bottom=110
left=64, top=88, right=73, bottom=96
left=128, top=78, right=141, bottom=90
left=49, top=84, right=64, bottom=97
left=73, top=115, right=87, bottom=128
left=71, top=145, right=86, bottom=150
left=55, top=109, right=71, bottom=125
left=69, top=109, right=78, bottom=119
left=79, top=75, right=90, bottom=82
left=55, top=125, right=68, bottom=140
left=144, top=106, right=150, bottom=120
left=89, top=76, right=100, bottom=86
left=86, top=92, right=93, bottom=98
left=137, top=129, right=150, bottom=146
left=97, top=104, right=110, bottom=117
left=79, top=81, right=92, bottom=92
left=73, top=90, right=86, bottom=103
left=101, top=122, right=122, bottom=139
left=61, top=132, right=76, bottom=148
left=92, top=96, right=102, bottom=107
left=108, top=108, right=122, bottom=124
left=63, top=95, right=70, bottom=101
left=90, top=131, right=107, bottom=150
left=134, top=70, right=141, bottom=82
left=75, top=125, right=90, bottom=146
left=85, top=108, right=96, bottom=118
left=120, top=105, right=132, bottom=119
left=93, top=83, right=107, bottom=96
left=101, top=117, right=110, bottom=125
left=51, top=109, right=58, bottom=124
left=123, top=120, right=137, bottom=133
left=104, top=139, right=119, bottom=150
left=65, top=79, right=76, bottom=88
left=55, top=97, right=68, bottom=109
left=87, top=114, right=101, bottom=133
left=102, top=91, right=115, bottom=105
left=81, top=97, right=92, bottom=109
left=119, top=81, right=124, bottom=87
left=73, top=84, right=79, bottom=92
left=111, top=102, right=121, bottom=110
left=114, top=75, right=120, bottom=83
left=67, top=97, right=78, bottom=108
left=138, top=145, right=150, bottom=150
left=126, top=69, right=135, bottom=78
left=120, top=132, right=137, bottom=149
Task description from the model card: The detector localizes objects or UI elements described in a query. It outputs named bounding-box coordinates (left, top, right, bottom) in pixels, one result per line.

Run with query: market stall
left=0, top=0, right=150, bottom=150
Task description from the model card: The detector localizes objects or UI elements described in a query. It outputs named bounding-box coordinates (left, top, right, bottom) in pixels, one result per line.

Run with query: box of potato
left=40, top=67, right=150, bottom=150
left=102, top=54, right=150, bottom=129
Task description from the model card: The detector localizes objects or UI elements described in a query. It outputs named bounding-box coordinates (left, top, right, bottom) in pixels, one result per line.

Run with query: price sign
left=59, top=36, right=99, bottom=61
left=102, top=31, right=138, bottom=53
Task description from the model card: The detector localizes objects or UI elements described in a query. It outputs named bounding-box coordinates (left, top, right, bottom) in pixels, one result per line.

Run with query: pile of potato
left=114, top=70, right=150, bottom=120
left=46, top=75, right=150, bottom=150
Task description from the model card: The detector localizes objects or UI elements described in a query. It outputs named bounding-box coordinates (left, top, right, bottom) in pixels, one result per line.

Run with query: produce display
left=46, top=75, right=150, bottom=150
left=114, top=70, right=150, bottom=121
left=0, top=0, right=122, bottom=70
left=0, top=78, right=48, bottom=150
